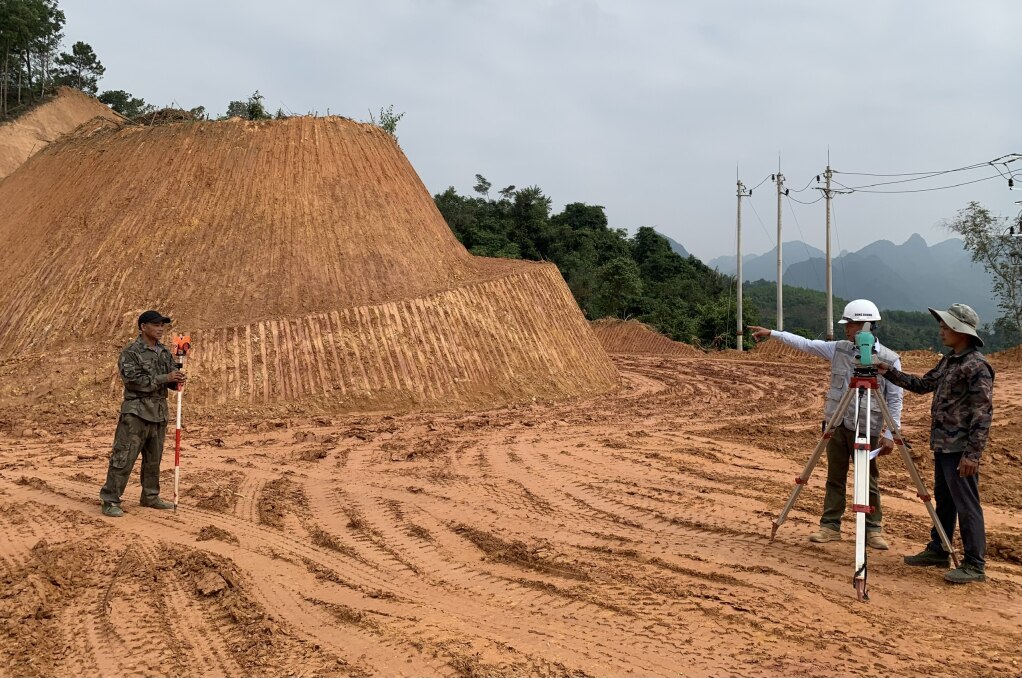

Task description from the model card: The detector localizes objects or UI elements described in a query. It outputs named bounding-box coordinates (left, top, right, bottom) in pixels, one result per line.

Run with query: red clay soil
left=1, top=353, right=1019, bottom=677
left=591, top=318, right=701, bottom=356
left=0, top=86, right=123, bottom=180
left=0, top=115, right=617, bottom=414
left=990, top=344, right=1022, bottom=367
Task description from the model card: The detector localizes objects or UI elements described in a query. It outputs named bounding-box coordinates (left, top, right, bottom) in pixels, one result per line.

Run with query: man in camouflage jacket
left=99, top=310, right=187, bottom=517
left=878, top=303, right=994, bottom=584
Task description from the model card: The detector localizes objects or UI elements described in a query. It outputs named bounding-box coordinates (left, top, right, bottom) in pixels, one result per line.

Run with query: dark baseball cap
left=137, top=310, right=172, bottom=327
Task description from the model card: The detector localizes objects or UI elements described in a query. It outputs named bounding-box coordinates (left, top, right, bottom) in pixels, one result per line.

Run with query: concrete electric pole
left=774, top=166, right=785, bottom=331
left=824, top=165, right=834, bottom=340
left=736, top=178, right=751, bottom=351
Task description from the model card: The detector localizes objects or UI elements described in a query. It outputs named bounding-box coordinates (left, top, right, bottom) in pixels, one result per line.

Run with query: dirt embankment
left=591, top=318, right=701, bottom=356
left=0, top=116, right=618, bottom=414
left=0, top=86, right=123, bottom=180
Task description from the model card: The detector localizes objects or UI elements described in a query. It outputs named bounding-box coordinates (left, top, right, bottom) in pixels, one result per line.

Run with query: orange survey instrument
left=173, top=334, right=192, bottom=362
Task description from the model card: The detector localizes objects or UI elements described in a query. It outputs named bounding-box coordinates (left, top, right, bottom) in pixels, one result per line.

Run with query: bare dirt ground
left=2, top=351, right=1019, bottom=678
left=0, top=87, right=122, bottom=180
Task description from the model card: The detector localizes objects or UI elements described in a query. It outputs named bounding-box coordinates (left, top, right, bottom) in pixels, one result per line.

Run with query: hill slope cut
left=0, top=116, right=617, bottom=414
left=0, top=86, right=123, bottom=180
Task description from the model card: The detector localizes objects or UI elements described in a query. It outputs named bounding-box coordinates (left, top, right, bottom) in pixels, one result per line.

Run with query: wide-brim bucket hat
left=928, top=303, right=983, bottom=347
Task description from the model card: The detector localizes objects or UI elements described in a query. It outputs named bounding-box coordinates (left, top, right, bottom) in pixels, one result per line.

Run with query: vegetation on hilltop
left=745, top=281, right=1019, bottom=352
left=436, top=179, right=755, bottom=349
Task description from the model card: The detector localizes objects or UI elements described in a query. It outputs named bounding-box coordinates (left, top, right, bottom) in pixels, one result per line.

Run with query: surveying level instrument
left=770, top=322, right=958, bottom=601
left=171, top=334, right=191, bottom=512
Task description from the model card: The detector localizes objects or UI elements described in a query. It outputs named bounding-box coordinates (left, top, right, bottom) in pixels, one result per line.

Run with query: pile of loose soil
left=0, top=115, right=617, bottom=415
left=591, top=318, right=701, bottom=356
left=0, top=86, right=123, bottom=180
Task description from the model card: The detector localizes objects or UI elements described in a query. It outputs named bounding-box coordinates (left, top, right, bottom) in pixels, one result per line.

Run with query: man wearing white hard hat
left=878, top=303, right=994, bottom=584
left=749, top=299, right=904, bottom=550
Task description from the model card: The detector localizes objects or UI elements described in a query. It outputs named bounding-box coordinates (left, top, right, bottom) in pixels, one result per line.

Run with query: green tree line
left=435, top=177, right=755, bottom=349
left=744, top=281, right=1019, bottom=352
left=0, top=0, right=91, bottom=116
left=436, top=181, right=1019, bottom=353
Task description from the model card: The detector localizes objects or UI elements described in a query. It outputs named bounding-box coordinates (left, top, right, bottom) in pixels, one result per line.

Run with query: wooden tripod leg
left=876, top=395, right=960, bottom=568
left=771, top=386, right=857, bottom=540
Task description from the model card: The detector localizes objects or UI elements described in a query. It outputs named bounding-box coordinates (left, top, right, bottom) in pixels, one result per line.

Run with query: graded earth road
left=1, top=350, right=1020, bottom=677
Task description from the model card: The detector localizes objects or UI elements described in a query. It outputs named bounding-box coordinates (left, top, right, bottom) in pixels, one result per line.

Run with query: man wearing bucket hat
left=877, top=303, right=994, bottom=584
left=99, top=310, right=187, bottom=517
left=749, top=298, right=903, bottom=550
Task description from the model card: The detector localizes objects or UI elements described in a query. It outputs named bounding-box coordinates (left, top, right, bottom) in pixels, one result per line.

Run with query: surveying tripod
left=770, top=364, right=959, bottom=601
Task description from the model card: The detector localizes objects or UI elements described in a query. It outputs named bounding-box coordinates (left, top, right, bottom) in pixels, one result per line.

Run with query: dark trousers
left=99, top=413, right=167, bottom=505
left=928, top=452, right=986, bottom=570
left=821, top=425, right=882, bottom=533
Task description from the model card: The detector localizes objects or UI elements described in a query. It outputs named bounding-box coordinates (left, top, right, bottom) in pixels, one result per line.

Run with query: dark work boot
left=944, top=564, right=986, bottom=584
left=904, top=548, right=951, bottom=567
left=101, top=502, right=124, bottom=518
left=140, top=497, right=174, bottom=510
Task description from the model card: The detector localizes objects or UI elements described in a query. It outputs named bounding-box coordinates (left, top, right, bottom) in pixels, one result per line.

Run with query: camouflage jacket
left=118, top=336, right=177, bottom=423
left=884, top=346, right=994, bottom=461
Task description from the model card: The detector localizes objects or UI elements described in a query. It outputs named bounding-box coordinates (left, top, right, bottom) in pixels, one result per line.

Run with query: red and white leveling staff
left=171, top=334, right=192, bottom=512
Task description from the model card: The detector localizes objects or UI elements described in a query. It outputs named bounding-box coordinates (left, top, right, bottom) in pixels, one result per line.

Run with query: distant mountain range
left=709, top=241, right=825, bottom=284
left=708, top=234, right=997, bottom=322
left=662, top=234, right=689, bottom=258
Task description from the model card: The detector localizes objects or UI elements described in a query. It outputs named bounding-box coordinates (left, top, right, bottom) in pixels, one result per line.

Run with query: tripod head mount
left=852, top=364, right=878, bottom=379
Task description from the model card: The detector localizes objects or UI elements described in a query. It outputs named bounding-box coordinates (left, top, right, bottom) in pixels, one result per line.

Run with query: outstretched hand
left=747, top=326, right=772, bottom=342
left=876, top=361, right=891, bottom=375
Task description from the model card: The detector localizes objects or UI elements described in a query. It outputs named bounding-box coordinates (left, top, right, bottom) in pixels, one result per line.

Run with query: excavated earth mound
left=0, top=115, right=617, bottom=415
left=0, top=86, right=123, bottom=180
left=989, top=344, right=1022, bottom=367
left=747, top=337, right=827, bottom=363
left=591, top=318, right=701, bottom=355
left=898, top=348, right=943, bottom=372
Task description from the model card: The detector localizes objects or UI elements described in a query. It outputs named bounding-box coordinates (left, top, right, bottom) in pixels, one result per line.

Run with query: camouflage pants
left=99, top=413, right=167, bottom=505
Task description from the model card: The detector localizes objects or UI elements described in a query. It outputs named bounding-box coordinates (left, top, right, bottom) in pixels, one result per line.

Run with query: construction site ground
left=2, top=349, right=1020, bottom=678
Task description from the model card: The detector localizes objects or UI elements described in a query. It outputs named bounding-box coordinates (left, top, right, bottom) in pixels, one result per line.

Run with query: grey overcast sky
left=61, top=0, right=1022, bottom=262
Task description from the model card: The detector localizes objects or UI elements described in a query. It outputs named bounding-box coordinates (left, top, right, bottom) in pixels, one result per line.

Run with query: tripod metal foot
left=855, top=578, right=869, bottom=602
left=770, top=521, right=779, bottom=542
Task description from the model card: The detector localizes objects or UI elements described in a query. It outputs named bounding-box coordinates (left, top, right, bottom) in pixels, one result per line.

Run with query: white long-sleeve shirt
left=769, top=330, right=903, bottom=440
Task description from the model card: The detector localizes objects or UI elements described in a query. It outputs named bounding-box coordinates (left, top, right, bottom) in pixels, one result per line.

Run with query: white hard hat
left=838, top=299, right=881, bottom=324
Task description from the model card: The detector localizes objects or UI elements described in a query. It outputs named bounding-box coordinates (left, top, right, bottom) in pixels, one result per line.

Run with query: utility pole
left=736, top=177, right=751, bottom=351
left=824, top=164, right=834, bottom=340
left=774, top=164, right=785, bottom=331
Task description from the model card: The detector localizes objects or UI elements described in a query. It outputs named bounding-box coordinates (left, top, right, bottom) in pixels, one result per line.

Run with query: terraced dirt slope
left=0, top=86, right=122, bottom=180
left=591, top=318, right=701, bottom=355
left=1, top=352, right=1019, bottom=677
left=0, top=116, right=617, bottom=412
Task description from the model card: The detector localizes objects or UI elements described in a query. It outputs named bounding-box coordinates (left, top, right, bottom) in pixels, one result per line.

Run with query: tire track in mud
left=141, top=542, right=242, bottom=678
left=4, top=474, right=448, bottom=676
left=330, top=449, right=687, bottom=674
left=3, top=354, right=1022, bottom=677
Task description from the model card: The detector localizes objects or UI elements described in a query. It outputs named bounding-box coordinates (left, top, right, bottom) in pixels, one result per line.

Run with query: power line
left=784, top=195, right=825, bottom=205
left=831, top=198, right=850, bottom=297
left=832, top=172, right=1003, bottom=195
left=745, top=196, right=775, bottom=251
left=784, top=195, right=823, bottom=288
left=833, top=154, right=1019, bottom=178
left=786, top=175, right=819, bottom=193
left=747, top=174, right=773, bottom=192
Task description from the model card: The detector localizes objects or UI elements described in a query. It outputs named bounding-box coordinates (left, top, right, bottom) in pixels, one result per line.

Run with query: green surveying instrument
left=771, top=321, right=959, bottom=601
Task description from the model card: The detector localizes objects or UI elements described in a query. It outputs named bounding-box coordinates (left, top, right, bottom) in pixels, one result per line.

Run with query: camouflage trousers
left=99, top=413, right=167, bottom=505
